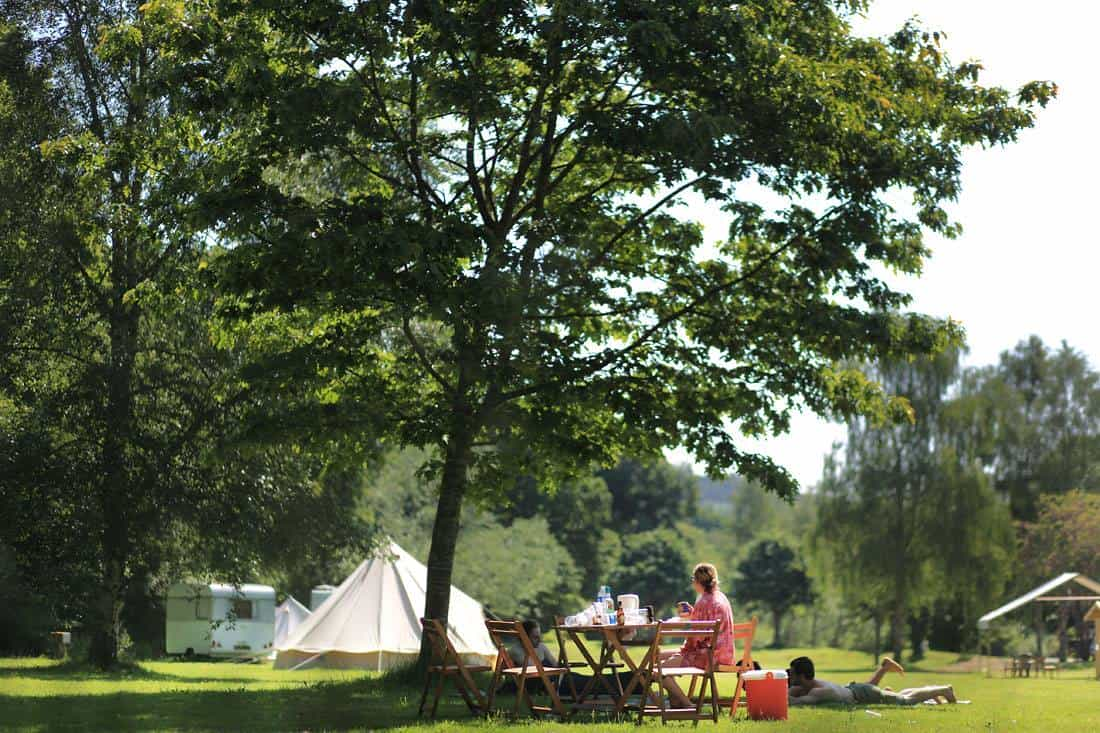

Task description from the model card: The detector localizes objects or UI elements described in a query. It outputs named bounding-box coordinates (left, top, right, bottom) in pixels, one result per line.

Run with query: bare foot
left=881, top=657, right=905, bottom=676
left=943, top=687, right=957, bottom=704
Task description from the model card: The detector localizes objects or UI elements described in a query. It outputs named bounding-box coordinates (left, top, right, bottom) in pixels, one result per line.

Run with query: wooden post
left=1084, top=603, right=1100, bottom=681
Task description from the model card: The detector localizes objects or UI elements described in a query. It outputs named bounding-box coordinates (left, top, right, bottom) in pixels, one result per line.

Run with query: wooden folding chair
left=713, top=615, right=758, bottom=718
left=637, top=620, right=722, bottom=724
left=485, top=620, right=570, bottom=719
left=417, top=618, right=491, bottom=718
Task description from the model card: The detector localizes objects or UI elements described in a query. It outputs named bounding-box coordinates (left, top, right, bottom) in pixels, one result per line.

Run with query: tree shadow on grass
left=0, top=676, right=493, bottom=731
left=0, top=662, right=268, bottom=686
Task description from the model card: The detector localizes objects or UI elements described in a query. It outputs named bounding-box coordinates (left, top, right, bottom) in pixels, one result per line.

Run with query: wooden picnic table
left=553, top=622, right=663, bottom=715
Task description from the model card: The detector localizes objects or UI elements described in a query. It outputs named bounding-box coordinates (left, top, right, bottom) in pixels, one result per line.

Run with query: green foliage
left=736, top=540, right=814, bottom=647
left=254, top=461, right=382, bottom=605
left=495, top=474, right=616, bottom=593
left=599, top=458, right=698, bottom=532
left=146, top=0, right=1052, bottom=635
left=0, top=545, right=52, bottom=655
left=150, top=0, right=1048, bottom=499
left=609, top=528, right=692, bottom=616
left=0, top=9, right=378, bottom=664
left=955, top=337, right=1100, bottom=521
left=359, top=447, right=441, bottom=555
left=815, top=349, right=1016, bottom=658
left=0, top=0, right=1064, bottom=662
left=361, top=447, right=591, bottom=620
left=1021, top=490, right=1100, bottom=581
left=453, top=518, right=583, bottom=623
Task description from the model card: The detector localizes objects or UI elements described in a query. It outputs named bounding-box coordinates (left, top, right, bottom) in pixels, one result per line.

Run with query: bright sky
left=668, top=1, right=1100, bottom=489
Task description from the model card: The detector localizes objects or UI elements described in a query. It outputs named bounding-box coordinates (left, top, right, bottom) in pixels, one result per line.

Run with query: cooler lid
left=741, top=669, right=788, bottom=681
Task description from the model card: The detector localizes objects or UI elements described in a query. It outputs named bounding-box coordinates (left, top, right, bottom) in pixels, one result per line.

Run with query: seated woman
left=659, top=562, right=735, bottom=707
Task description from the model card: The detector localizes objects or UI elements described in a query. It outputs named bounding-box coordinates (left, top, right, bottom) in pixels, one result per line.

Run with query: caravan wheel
left=183, top=647, right=195, bottom=660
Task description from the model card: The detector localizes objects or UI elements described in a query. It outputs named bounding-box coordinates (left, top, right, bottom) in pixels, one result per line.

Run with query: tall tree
left=736, top=540, right=814, bottom=647
left=599, top=457, right=697, bottom=533
left=609, top=528, right=692, bottom=615
left=0, top=5, right=195, bottom=666
left=1021, top=490, right=1100, bottom=582
left=0, top=6, right=377, bottom=667
left=958, top=337, right=1100, bottom=520
left=816, top=351, right=1015, bottom=659
left=156, top=0, right=1053, bottom=646
left=496, top=473, right=615, bottom=594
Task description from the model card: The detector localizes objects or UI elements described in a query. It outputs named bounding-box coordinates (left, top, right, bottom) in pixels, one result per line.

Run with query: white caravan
left=310, top=584, right=336, bottom=610
left=165, top=582, right=276, bottom=658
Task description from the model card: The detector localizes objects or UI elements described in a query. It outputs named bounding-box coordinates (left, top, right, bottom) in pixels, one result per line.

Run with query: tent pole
left=289, top=652, right=325, bottom=671
left=981, top=627, right=989, bottom=678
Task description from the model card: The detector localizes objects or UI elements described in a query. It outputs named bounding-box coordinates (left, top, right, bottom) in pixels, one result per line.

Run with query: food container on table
left=617, top=594, right=639, bottom=613
left=741, top=670, right=788, bottom=721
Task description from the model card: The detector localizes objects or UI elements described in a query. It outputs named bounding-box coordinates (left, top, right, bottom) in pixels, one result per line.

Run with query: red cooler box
left=742, top=669, right=789, bottom=721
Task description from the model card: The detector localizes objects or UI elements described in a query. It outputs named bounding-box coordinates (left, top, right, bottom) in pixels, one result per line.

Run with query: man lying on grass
left=787, top=656, right=958, bottom=706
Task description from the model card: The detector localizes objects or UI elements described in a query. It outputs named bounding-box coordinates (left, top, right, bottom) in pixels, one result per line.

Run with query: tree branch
left=401, top=314, right=454, bottom=394
left=545, top=174, right=709, bottom=297
left=497, top=204, right=847, bottom=403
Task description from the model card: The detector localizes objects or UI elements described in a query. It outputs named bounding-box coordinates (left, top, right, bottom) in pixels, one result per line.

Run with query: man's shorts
left=846, top=683, right=916, bottom=706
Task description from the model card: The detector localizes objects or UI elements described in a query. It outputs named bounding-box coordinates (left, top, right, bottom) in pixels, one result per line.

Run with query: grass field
left=1, top=648, right=1098, bottom=732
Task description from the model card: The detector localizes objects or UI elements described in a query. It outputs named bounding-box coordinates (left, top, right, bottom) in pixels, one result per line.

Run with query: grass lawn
left=1, top=648, right=1097, bottom=732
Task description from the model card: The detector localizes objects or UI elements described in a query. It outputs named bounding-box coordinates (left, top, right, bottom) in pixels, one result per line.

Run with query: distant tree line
left=816, top=337, right=1100, bottom=660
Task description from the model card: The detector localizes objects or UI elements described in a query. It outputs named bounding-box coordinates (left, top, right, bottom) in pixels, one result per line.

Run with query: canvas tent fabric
left=274, top=541, right=496, bottom=670
left=273, top=596, right=311, bottom=649
left=978, top=572, right=1100, bottom=628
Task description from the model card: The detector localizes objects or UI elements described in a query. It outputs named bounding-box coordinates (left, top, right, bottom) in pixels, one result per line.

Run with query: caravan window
left=232, top=599, right=253, bottom=620
left=195, top=598, right=211, bottom=620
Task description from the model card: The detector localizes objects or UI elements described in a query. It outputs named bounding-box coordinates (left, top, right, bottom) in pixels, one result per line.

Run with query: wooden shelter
left=978, top=572, right=1100, bottom=666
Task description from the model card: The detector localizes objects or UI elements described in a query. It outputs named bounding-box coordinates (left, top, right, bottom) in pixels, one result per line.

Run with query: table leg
left=564, top=629, right=618, bottom=709
left=592, top=634, right=625, bottom=698
left=607, top=630, right=662, bottom=714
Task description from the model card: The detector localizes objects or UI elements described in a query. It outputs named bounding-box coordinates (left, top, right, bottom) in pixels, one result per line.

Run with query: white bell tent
left=274, top=541, right=496, bottom=671
left=272, top=596, right=311, bottom=650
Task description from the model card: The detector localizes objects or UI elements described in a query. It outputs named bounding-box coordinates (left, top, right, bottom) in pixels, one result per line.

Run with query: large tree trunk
left=88, top=560, right=125, bottom=668
left=88, top=235, right=138, bottom=669
left=771, top=609, right=783, bottom=648
left=873, top=611, right=882, bottom=666
left=890, top=608, right=905, bottom=660
left=908, top=610, right=929, bottom=661
left=419, top=420, right=475, bottom=665
left=1072, top=604, right=1091, bottom=660
left=890, top=557, right=907, bottom=659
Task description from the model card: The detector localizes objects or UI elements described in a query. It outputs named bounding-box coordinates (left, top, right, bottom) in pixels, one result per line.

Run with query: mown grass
left=1, top=648, right=1097, bottom=732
